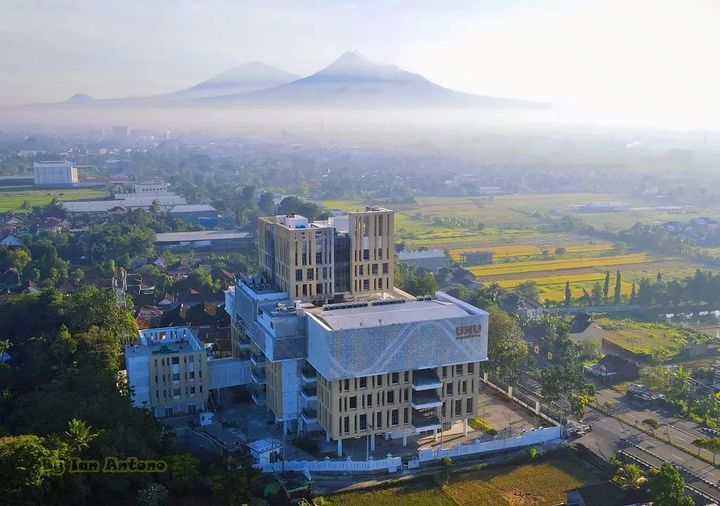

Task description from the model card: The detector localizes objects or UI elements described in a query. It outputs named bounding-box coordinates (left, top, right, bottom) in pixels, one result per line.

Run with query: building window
left=363, top=280, right=370, bottom=290
left=349, top=396, right=357, bottom=410
left=296, top=269, right=302, bottom=281
left=344, top=417, right=350, bottom=434
left=377, top=412, right=382, bottom=429
left=377, top=248, right=383, bottom=259
left=376, top=375, right=383, bottom=387
left=455, top=400, right=462, bottom=416
left=367, top=393, right=372, bottom=407
left=338, top=398, right=342, bottom=412
left=391, top=372, right=399, bottom=384
left=404, top=388, right=409, bottom=401
left=307, top=269, right=314, bottom=280
left=446, top=382, right=454, bottom=396
left=382, top=262, right=389, bottom=274
left=316, top=252, right=322, bottom=263
left=171, top=357, right=179, bottom=365
left=359, top=377, right=367, bottom=389
left=404, top=371, right=409, bottom=383
left=442, top=366, right=447, bottom=378
left=466, top=398, right=473, bottom=414
left=359, top=265, right=364, bottom=276
left=372, top=264, right=378, bottom=275
left=403, top=407, right=409, bottom=424
left=468, top=362, right=474, bottom=374
left=359, top=414, right=367, bottom=430
left=462, top=381, right=467, bottom=394
left=391, top=409, right=399, bottom=426
left=387, top=391, right=395, bottom=404
left=363, top=249, right=370, bottom=260
left=344, top=379, right=350, bottom=391
left=456, top=364, right=463, bottom=375
left=172, top=373, right=180, bottom=381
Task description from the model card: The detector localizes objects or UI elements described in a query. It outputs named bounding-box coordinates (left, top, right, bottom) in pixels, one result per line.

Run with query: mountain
left=203, top=51, right=546, bottom=109
left=161, top=62, right=299, bottom=100
left=63, top=93, right=95, bottom=103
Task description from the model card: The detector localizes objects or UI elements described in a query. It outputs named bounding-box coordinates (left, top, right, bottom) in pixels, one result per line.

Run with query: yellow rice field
left=468, top=253, right=648, bottom=278
left=495, top=272, right=607, bottom=289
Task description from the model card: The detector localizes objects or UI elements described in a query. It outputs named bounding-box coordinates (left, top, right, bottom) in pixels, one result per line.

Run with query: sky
left=1, top=0, right=719, bottom=128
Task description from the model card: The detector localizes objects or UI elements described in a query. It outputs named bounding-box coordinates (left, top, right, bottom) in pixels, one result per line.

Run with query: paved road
left=582, top=406, right=720, bottom=502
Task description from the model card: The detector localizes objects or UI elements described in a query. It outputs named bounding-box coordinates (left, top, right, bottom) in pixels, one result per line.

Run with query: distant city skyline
left=1, top=0, right=719, bottom=128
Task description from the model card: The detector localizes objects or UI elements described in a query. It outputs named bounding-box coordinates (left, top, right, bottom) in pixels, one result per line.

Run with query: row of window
left=338, top=372, right=410, bottom=392
left=153, top=370, right=201, bottom=384
left=295, top=266, right=334, bottom=282
left=337, top=388, right=411, bottom=412
left=155, top=355, right=196, bottom=367
left=442, top=398, right=474, bottom=417
left=355, top=277, right=390, bottom=292
left=441, top=363, right=475, bottom=378
left=354, top=262, right=390, bottom=277
left=443, top=379, right=474, bottom=397
left=340, top=407, right=408, bottom=434
left=154, top=384, right=201, bottom=401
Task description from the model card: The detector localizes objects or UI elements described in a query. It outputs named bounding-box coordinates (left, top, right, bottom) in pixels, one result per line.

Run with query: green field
left=320, top=453, right=604, bottom=506
left=0, top=187, right=109, bottom=212
left=596, top=318, right=711, bottom=361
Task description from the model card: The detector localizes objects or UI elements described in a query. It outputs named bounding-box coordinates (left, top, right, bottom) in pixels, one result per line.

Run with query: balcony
left=412, top=409, right=442, bottom=432
left=251, top=366, right=266, bottom=385
left=412, top=389, right=443, bottom=409
left=250, top=352, right=266, bottom=367
left=301, top=365, right=317, bottom=383
left=301, top=385, right=317, bottom=401
left=233, top=334, right=251, bottom=350
left=301, top=408, right=318, bottom=424
left=412, top=369, right=442, bottom=390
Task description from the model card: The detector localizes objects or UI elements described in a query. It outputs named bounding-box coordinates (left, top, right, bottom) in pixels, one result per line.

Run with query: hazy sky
left=2, top=0, right=719, bottom=127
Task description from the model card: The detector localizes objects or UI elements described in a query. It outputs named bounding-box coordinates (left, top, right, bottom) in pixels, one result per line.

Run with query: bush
left=527, top=446, right=539, bottom=459
left=469, top=418, right=497, bottom=435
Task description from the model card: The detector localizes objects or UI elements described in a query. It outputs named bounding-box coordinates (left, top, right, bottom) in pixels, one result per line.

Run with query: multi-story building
left=125, top=326, right=209, bottom=417
left=226, top=206, right=489, bottom=455
left=33, top=161, right=78, bottom=187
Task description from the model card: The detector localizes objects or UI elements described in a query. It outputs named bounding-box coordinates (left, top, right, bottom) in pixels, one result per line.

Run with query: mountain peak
left=331, top=51, right=371, bottom=67
left=65, top=93, right=94, bottom=102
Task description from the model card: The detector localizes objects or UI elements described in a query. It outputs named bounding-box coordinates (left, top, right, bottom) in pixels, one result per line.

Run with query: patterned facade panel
left=307, top=314, right=487, bottom=380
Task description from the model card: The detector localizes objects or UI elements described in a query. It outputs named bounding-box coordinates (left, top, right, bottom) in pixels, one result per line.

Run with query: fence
left=255, top=454, right=402, bottom=474
left=417, top=425, right=562, bottom=462
left=485, top=373, right=562, bottom=424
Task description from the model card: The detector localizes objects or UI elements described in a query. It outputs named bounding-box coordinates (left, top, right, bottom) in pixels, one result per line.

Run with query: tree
left=212, top=455, right=261, bottom=506
left=486, top=307, right=528, bottom=383
left=693, top=437, right=720, bottom=464
left=541, top=361, right=584, bottom=404
left=438, top=456, right=453, bottom=485
left=515, top=281, right=539, bottom=301
left=591, top=282, right=603, bottom=305
left=612, top=463, right=646, bottom=490
left=647, top=463, right=694, bottom=506
left=136, top=483, right=169, bottom=506
left=258, top=192, right=275, bottom=215
left=630, top=282, right=637, bottom=303
left=0, top=434, right=65, bottom=492
left=614, top=270, right=622, bottom=304
left=570, top=384, right=596, bottom=419
left=603, top=271, right=610, bottom=301
left=554, top=247, right=567, bottom=256
left=64, top=418, right=100, bottom=455
left=564, top=281, right=571, bottom=307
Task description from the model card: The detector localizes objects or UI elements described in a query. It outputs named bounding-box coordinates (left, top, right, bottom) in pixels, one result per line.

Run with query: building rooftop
left=126, top=326, right=204, bottom=358
left=311, top=298, right=470, bottom=330
left=154, top=230, right=251, bottom=243
left=168, top=204, right=217, bottom=214
left=398, top=249, right=446, bottom=260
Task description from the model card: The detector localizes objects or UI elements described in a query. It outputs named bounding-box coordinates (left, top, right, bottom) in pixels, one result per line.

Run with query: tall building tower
left=257, top=206, right=394, bottom=302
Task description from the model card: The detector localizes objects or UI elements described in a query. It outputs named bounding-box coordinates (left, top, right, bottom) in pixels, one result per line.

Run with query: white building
left=33, top=161, right=78, bottom=188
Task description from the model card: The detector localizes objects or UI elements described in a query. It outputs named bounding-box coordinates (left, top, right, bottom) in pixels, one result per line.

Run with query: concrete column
left=384, top=432, right=390, bottom=441
left=370, top=434, right=375, bottom=452
left=507, top=386, right=513, bottom=399
left=283, top=420, right=288, bottom=435
left=433, top=428, right=438, bottom=441
left=402, top=429, right=407, bottom=447
left=337, top=439, right=343, bottom=457
left=325, top=432, right=330, bottom=443
left=464, top=419, right=468, bottom=435
left=534, top=400, right=541, bottom=415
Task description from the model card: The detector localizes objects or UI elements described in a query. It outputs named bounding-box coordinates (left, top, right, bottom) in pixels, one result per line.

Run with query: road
left=582, top=389, right=720, bottom=503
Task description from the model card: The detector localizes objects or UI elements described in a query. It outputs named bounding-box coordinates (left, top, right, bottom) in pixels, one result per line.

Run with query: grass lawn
left=445, top=455, right=603, bottom=506
left=319, top=479, right=456, bottom=506
left=0, top=187, right=109, bottom=212
left=320, top=451, right=605, bottom=506
left=596, top=318, right=711, bottom=361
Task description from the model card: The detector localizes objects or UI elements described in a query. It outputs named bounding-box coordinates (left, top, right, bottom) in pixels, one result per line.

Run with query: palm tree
left=613, top=463, right=647, bottom=490
left=65, top=418, right=100, bottom=455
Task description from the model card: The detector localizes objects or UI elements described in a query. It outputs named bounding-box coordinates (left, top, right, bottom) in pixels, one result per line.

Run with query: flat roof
left=168, top=204, right=216, bottom=213
left=155, top=230, right=252, bottom=243
left=398, top=249, right=446, bottom=260
left=313, top=299, right=470, bottom=330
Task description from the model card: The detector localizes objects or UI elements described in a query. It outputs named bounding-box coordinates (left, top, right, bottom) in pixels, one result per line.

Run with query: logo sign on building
left=455, top=324, right=482, bottom=339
